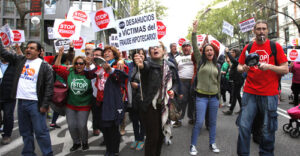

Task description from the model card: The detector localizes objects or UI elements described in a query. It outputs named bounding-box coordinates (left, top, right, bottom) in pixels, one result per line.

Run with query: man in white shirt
left=174, top=42, right=195, bottom=127
left=0, top=40, right=53, bottom=156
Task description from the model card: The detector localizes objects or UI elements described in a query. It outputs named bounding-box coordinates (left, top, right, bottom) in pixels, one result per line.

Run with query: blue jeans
left=237, top=93, right=278, bottom=156
left=1, top=99, right=16, bottom=137
left=191, top=96, right=219, bottom=145
left=18, top=99, right=53, bottom=156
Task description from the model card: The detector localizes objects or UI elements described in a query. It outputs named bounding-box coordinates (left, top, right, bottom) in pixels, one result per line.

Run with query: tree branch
left=289, top=0, right=300, bottom=8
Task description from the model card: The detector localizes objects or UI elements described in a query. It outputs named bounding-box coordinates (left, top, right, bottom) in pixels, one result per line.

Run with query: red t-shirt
left=44, top=56, right=55, bottom=65
left=238, top=40, right=288, bottom=96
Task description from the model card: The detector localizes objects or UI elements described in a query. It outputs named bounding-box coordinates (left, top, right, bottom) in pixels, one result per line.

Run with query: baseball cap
left=182, top=41, right=191, bottom=47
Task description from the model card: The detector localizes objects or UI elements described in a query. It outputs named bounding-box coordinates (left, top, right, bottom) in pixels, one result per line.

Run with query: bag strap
left=269, top=41, right=277, bottom=65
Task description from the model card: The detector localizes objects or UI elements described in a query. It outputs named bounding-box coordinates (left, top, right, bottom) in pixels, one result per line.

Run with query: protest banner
left=53, top=19, right=81, bottom=40
left=116, top=12, right=158, bottom=51
left=288, top=49, right=300, bottom=61
left=197, top=34, right=207, bottom=46
left=208, top=35, right=225, bottom=56
left=109, top=34, right=119, bottom=48
left=54, top=39, right=71, bottom=53
left=97, top=42, right=104, bottom=49
left=239, top=17, right=256, bottom=33
left=157, top=21, right=166, bottom=40
left=90, top=7, right=116, bottom=32
left=30, top=0, right=42, bottom=16
left=67, top=7, right=90, bottom=27
left=73, top=36, right=86, bottom=50
left=0, top=24, right=13, bottom=47
left=178, top=38, right=186, bottom=46
left=12, top=30, right=25, bottom=43
left=222, top=20, right=234, bottom=37
left=290, top=38, right=299, bottom=46
left=47, top=27, right=54, bottom=39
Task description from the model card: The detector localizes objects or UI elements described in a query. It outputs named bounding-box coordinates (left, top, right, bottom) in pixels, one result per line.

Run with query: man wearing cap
left=174, top=41, right=195, bottom=127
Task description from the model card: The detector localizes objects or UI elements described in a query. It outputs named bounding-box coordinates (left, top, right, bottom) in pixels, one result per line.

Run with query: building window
left=3, top=18, right=14, bottom=28
left=283, top=7, right=288, bottom=22
left=4, top=0, right=15, bottom=16
left=284, top=27, right=289, bottom=42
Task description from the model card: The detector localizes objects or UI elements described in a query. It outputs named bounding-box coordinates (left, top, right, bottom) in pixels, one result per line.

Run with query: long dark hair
left=200, top=44, right=218, bottom=67
left=231, top=48, right=241, bottom=58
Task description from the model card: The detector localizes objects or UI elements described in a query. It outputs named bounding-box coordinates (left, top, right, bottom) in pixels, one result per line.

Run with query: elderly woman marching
left=134, top=41, right=179, bottom=156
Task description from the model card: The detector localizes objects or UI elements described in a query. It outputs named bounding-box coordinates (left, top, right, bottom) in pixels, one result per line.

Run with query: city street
left=0, top=79, right=300, bottom=156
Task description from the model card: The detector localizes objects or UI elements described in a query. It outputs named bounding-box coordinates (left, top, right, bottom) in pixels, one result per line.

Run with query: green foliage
left=130, top=0, right=168, bottom=20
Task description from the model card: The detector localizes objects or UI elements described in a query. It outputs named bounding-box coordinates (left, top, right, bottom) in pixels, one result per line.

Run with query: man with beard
left=236, top=20, right=288, bottom=156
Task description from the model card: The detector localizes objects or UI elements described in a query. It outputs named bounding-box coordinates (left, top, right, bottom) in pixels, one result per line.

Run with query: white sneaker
left=209, top=143, right=220, bottom=153
left=189, top=145, right=198, bottom=155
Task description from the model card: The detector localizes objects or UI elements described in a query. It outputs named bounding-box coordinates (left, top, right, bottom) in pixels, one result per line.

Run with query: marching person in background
left=128, top=49, right=146, bottom=151
left=174, top=41, right=195, bottom=128
left=168, top=43, right=180, bottom=64
left=237, top=20, right=288, bottom=156
left=134, top=41, right=179, bottom=156
left=223, top=48, right=244, bottom=115
left=290, top=61, right=300, bottom=106
left=189, top=20, right=221, bottom=155
left=0, top=40, right=53, bottom=156
left=53, top=51, right=95, bottom=152
left=220, top=55, right=231, bottom=107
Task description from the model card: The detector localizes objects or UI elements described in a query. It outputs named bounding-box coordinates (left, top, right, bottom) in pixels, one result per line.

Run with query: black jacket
left=227, top=52, right=244, bottom=84
left=0, top=45, right=54, bottom=111
left=0, top=61, right=16, bottom=102
left=139, top=59, right=179, bottom=112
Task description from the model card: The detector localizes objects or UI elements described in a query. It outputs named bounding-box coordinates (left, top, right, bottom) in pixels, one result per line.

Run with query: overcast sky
left=159, top=0, right=212, bottom=51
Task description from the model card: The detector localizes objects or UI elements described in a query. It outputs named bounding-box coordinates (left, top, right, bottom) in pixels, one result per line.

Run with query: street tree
left=12, top=0, right=36, bottom=29
left=130, top=0, right=168, bottom=20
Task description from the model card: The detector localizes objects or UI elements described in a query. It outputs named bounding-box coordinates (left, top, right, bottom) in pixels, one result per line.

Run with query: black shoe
left=100, top=140, right=106, bottom=146
left=70, top=143, right=81, bottom=151
left=222, top=110, right=233, bottom=115
left=50, top=123, right=61, bottom=128
left=82, top=143, right=89, bottom=151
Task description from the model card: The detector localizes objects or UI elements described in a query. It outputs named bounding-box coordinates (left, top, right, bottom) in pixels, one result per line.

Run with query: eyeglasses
left=75, top=62, right=85, bottom=66
left=153, top=45, right=163, bottom=49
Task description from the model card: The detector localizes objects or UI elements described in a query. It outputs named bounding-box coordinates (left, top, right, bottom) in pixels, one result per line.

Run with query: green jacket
left=192, top=32, right=220, bottom=95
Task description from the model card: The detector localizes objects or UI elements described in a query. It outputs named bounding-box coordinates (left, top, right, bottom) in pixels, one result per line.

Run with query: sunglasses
left=75, top=62, right=85, bottom=66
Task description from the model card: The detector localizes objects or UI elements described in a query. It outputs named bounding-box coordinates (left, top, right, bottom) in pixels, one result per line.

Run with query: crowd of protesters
left=0, top=19, right=295, bottom=156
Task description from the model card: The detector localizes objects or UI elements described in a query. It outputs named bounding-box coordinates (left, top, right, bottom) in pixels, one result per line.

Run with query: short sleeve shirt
left=238, top=40, right=288, bottom=96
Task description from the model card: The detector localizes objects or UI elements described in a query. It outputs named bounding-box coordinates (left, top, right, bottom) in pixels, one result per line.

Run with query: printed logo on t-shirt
left=71, top=78, right=88, bottom=95
left=20, top=65, right=36, bottom=81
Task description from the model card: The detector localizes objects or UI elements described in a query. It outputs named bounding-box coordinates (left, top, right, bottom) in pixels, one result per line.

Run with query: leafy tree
left=130, top=0, right=168, bottom=20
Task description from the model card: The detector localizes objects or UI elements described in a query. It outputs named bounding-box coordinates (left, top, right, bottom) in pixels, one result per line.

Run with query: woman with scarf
left=93, top=46, right=128, bottom=156
left=133, top=41, right=179, bottom=156
left=189, top=20, right=221, bottom=155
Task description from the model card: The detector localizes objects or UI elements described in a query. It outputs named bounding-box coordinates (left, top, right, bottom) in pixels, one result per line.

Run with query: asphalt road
left=0, top=79, right=299, bottom=156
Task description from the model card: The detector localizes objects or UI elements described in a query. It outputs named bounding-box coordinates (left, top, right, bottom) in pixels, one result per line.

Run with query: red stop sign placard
left=197, top=35, right=204, bottom=42
left=178, top=38, right=186, bottom=46
left=12, top=30, right=22, bottom=42
left=0, top=32, right=10, bottom=46
left=290, top=49, right=298, bottom=61
left=157, top=21, right=166, bottom=39
left=73, top=10, right=88, bottom=23
left=210, top=40, right=220, bottom=51
left=58, top=21, right=76, bottom=38
left=95, top=10, right=110, bottom=29
left=73, top=37, right=84, bottom=49
left=97, top=43, right=103, bottom=49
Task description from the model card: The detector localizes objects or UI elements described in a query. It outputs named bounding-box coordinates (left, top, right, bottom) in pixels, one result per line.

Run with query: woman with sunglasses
left=93, top=45, right=128, bottom=156
left=53, top=50, right=95, bottom=152
left=134, top=41, right=179, bottom=156
left=189, top=20, right=221, bottom=155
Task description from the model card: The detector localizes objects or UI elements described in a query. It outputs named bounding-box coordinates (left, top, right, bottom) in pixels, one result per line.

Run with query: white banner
left=222, top=20, right=234, bottom=37
left=54, top=39, right=71, bottom=53
left=0, top=24, right=13, bottom=47
left=287, top=49, right=300, bottom=61
left=67, top=7, right=91, bottom=27
left=197, top=34, right=206, bottom=46
left=12, top=30, right=25, bottom=43
left=47, top=27, right=54, bottom=39
left=90, top=7, right=117, bottom=32
left=239, top=17, right=256, bottom=33
left=109, top=34, right=119, bottom=48
left=53, top=19, right=81, bottom=40
left=116, top=12, right=159, bottom=51
left=44, top=0, right=57, bottom=15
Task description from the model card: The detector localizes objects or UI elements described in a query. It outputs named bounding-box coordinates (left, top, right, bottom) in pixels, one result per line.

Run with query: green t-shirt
left=221, top=62, right=230, bottom=80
